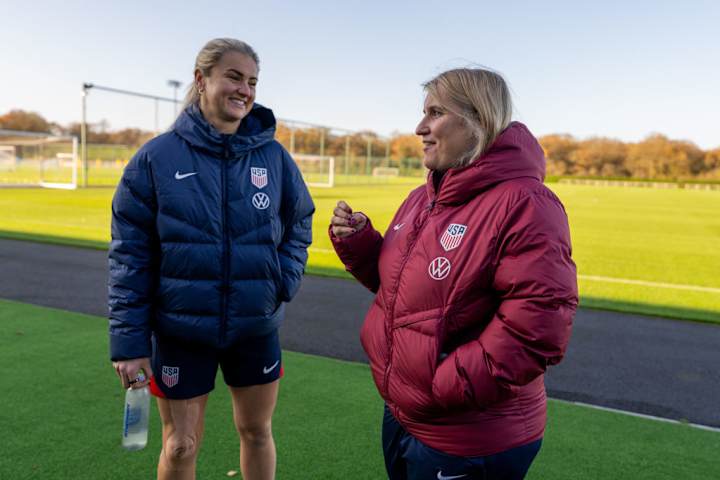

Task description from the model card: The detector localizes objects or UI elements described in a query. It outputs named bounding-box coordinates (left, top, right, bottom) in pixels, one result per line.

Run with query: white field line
left=579, top=274, right=720, bottom=294
left=309, top=248, right=720, bottom=294
left=552, top=398, right=720, bottom=433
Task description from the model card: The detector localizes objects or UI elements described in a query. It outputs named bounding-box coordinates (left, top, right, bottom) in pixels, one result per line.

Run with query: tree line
left=540, top=134, right=720, bottom=180
left=2, top=109, right=718, bottom=180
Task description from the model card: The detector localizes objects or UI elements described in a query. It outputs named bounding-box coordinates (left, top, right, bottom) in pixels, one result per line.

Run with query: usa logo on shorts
left=250, top=167, right=268, bottom=189
left=162, top=366, right=179, bottom=388
left=440, top=223, right=467, bottom=252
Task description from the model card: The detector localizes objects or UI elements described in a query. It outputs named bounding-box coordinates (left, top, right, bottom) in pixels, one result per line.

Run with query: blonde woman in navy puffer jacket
left=109, top=38, right=314, bottom=479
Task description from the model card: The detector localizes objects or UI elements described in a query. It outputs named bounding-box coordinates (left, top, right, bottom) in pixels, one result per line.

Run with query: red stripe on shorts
left=149, top=375, right=166, bottom=398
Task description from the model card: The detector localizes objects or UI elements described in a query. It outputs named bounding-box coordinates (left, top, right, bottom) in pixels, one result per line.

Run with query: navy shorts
left=382, top=405, right=542, bottom=480
left=149, top=330, right=282, bottom=400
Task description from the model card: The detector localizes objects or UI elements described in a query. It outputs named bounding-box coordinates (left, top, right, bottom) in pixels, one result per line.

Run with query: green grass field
left=1, top=300, right=718, bottom=479
left=0, top=179, right=719, bottom=323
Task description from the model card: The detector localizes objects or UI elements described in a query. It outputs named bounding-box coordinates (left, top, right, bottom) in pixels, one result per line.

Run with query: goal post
left=0, top=129, right=78, bottom=189
left=293, top=153, right=335, bottom=188
left=0, top=145, right=16, bottom=171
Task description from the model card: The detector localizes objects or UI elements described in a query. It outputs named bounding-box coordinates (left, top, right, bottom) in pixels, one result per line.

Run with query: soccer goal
left=372, top=166, right=400, bottom=178
left=0, top=130, right=78, bottom=189
left=293, top=154, right=335, bottom=188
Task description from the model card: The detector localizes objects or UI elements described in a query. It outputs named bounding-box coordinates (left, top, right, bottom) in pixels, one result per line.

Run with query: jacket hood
left=173, top=102, right=277, bottom=156
left=428, top=122, right=546, bottom=205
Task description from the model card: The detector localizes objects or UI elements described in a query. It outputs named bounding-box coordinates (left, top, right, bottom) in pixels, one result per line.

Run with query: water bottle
left=122, top=369, right=150, bottom=451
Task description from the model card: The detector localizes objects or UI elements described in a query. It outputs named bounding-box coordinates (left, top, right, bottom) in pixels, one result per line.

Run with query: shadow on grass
left=2, top=228, right=718, bottom=326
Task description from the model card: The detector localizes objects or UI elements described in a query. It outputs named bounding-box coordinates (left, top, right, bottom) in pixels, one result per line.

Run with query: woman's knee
left=236, top=421, right=273, bottom=447
left=163, top=432, right=200, bottom=463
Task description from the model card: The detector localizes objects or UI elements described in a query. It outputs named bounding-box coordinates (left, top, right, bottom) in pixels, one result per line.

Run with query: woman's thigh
left=156, top=394, right=210, bottom=442
left=229, top=380, right=279, bottom=431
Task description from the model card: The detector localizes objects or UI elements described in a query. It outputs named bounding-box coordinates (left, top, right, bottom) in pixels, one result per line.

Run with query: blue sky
left=2, top=0, right=719, bottom=148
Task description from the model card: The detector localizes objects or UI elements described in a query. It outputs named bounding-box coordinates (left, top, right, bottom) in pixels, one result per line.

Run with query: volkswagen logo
left=252, top=192, right=270, bottom=210
left=428, top=256, right=451, bottom=280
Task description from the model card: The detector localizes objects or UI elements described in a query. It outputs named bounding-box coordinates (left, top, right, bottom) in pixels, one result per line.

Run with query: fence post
left=366, top=137, right=372, bottom=175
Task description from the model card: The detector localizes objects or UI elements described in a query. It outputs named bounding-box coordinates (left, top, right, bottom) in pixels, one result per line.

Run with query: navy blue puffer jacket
left=108, top=103, right=314, bottom=361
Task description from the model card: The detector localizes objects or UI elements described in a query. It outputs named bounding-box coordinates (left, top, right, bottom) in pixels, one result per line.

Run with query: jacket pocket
left=270, top=248, right=285, bottom=303
left=387, top=317, right=442, bottom=419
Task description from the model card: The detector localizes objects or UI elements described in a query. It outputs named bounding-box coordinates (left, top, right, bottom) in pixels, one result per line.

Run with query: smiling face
left=415, top=94, right=477, bottom=172
left=196, top=50, right=258, bottom=134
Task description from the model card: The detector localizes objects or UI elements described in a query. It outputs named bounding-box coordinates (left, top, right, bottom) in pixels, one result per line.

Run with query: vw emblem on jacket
left=161, top=366, right=179, bottom=388
left=252, top=192, right=270, bottom=210
left=250, top=167, right=268, bottom=189
left=440, top=223, right=467, bottom=252
left=428, top=256, right=451, bottom=280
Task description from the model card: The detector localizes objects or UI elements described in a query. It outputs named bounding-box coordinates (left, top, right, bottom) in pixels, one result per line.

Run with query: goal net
left=293, top=154, right=335, bottom=188
left=0, top=130, right=78, bottom=189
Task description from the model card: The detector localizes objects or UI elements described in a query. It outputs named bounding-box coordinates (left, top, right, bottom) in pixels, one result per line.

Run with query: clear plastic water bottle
left=122, top=369, right=150, bottom=451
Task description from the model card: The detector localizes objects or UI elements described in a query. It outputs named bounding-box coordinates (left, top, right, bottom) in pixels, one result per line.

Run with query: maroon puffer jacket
left=331, top=122, right=578, bottom=457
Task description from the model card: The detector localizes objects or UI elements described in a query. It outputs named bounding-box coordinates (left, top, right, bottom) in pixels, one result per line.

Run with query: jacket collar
left=173, top=102, right=277, bottom=157
left=425, top=122, right=546, bottom=205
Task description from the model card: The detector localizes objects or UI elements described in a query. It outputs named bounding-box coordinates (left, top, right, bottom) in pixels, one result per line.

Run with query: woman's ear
left=194, top=69, right=204, bottom=94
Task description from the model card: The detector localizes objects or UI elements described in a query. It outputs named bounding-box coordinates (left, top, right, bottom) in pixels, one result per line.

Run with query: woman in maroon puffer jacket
left=330, top=68, right=578, bottom=480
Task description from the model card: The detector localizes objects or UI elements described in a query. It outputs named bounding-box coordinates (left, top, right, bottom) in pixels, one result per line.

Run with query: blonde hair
left=183, top=38, right=260, bottom=109
left=423, top=67, right=512, bottom=167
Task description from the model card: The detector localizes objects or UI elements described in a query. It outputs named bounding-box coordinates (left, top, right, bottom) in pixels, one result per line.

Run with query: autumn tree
left=538, top=134, right=577, bottom=175
left=626, top=134, right=704, bottom=179
left=569, top=138, right=628, bottom=177
left=702, top=148, right=720, bottom=178
left=108, top=128, right=154, bottom=147
left=390, top=133, right=423, bottom=162
left=0, top=109, right=52, bottom=133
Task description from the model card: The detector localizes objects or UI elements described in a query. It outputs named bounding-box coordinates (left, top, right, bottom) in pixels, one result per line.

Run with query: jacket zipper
left=381, top=197, right=437, bottom=396
left=219, top=145, right=231, bottom=344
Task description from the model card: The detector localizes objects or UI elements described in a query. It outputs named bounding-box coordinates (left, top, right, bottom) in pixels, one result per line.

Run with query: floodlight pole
left=344, top=136, right=350, bottom=176
left=154, top=99, right=159, bottom=135
left=81, top=83, right=90, bottom=188
left=366, top=137, right=372, bottom=175
left=320, top=128, right=325, bottom=158
left=168, top=80, right=182, bottom=117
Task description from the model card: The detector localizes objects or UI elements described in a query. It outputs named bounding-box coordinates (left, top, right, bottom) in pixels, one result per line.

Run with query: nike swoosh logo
left=393, top=223, right=404, bottom=231
left=437, top=472, right=467, bottom=480
left=263, top=360, right=280, bottom=374
left=175, top=171, right=198, bottom=180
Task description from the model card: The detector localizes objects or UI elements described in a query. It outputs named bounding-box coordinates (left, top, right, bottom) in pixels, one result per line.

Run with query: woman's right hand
left=331, top=200, right=368, bottom=238
left=113, top=357, right=152, bottom=389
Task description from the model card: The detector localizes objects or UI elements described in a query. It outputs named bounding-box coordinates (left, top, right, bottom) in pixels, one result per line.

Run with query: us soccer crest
left=161, top=366, right=179, bottom=388
left=440, top=223, right=467, bottom=252
left=250, top=167, right=268, bottom=189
